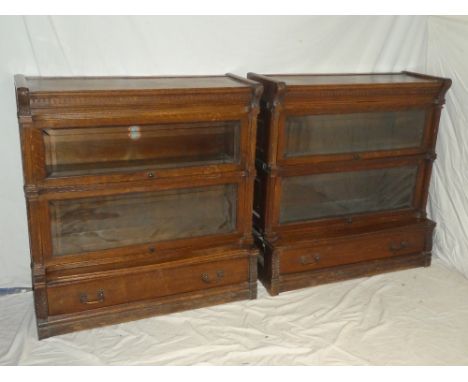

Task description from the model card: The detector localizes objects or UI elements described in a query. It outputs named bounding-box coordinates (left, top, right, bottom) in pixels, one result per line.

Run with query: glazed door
left=37, top=176, right=246, bottom=263
left=278, top=108, right=432, bottom=165
left=26, top=116, right=250, bottom=187
left=276, top=157, right=427, bottom=228
left=280, top=166, right=418, bottom=224
left=39, top=119, right=244, bottom=183
left=44, top=121, right=240, bottom=177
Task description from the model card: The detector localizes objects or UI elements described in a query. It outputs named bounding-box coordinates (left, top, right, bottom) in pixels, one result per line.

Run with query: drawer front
left=280, top=226, right=428, bottom=274
left=42, top=120, right=241, bottom=180
left=279, top=164, right=420, bottom=225
left=47, top=255, right=249, bottom=316
left=279, top=108, right=430, bottom=164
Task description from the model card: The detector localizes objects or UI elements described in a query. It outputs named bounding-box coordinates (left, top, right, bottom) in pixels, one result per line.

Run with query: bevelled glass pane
left=50, top=184, right=237, bottom=256
left=44, top=121, right=240, bottom=177
left=280, top=166, right=417, bottom=224
left=284, top=110, right=425, bottom=157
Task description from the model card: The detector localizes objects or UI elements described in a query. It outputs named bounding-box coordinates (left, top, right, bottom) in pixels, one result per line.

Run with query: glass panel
left=280, top=166, right=417, bottom=224
left=50, top=184, right=237, bottom=256
left=44, top=121, right=240, bottom=177
left=284, top=110, right=426, bottom=157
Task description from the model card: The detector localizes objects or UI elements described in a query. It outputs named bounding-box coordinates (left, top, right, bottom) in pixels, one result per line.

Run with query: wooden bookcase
left=15, top=74, right=262, bottom=338
left=247, top=71, right=451, bottom=295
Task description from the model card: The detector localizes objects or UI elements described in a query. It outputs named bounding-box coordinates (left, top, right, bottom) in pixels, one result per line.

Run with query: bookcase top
left=15, top=74, right=253, bottom=93
left=252, top=72, right=445, bottom=87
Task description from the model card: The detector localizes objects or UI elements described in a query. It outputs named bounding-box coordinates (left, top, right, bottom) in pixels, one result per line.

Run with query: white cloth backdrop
left=0, top=15, right=464, bottom=288
left=426, top=16, right=468, bottom=279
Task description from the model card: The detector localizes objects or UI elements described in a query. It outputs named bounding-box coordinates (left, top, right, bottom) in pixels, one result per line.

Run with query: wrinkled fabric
left=426, top=16, right=468, bottom=279
left=1, top=260, right=468, bottom=365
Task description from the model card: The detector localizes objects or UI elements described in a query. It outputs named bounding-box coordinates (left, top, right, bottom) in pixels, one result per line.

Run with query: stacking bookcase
left=15, top=74, right=262, bottom=338
left=247, top=72, right=451, bottom=295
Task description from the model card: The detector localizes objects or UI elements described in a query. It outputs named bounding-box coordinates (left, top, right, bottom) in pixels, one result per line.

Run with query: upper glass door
left=282, top=109, right=427, bottom=161
left=43, top=120, right=240, bottom=178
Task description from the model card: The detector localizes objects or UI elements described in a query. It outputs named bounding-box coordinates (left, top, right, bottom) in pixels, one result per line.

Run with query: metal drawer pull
left=147, top=171, right=155, bottom=178
left=201, top=270, right=225, bottom=283
left=80, top=289, right=105, bottom=305
left=300, top=253, right=321, bottom=265
left=389, top=240, right=410, bottom=251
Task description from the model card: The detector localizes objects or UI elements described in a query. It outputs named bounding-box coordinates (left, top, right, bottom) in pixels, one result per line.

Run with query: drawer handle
left=300, top=253, right=321, bottom=265
left=201, top=270, right=225, bottom=284
left=80, top=289, right=105, bottom=305
left=389, top=240, right=410, bottom=252
left=128, top=125, right=141, bottom=140
left=147, top=171, right=155, bottom=178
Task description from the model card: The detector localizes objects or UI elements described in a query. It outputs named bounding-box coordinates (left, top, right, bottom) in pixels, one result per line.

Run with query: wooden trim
left=31, top=106, right=249, bottom=128
left=272, top=210, right=424, bottom=240
left=38, top=283, right=253, bottom=339
left=275, top=252, right=431, bottom=295
left=47, top=247, right=251, bottom=284
left=14, top=74, right=30, bottom=116
left=403, top=71, right=452, bottom=86
left=32, top=170, right=245, bottom=199
left=271, top=154, right=426, bottom=177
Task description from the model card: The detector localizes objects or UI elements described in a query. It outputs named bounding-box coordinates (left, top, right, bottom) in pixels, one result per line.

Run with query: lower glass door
left=50, top=184, right=237, bottom=257
left=279, top=166, right=418, bottom=224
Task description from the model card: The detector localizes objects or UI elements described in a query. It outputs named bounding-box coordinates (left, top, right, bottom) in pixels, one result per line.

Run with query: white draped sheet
left=1, top=260, right=467, bottom=365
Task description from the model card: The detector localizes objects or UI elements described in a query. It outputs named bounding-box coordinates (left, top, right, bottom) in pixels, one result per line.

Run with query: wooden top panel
left=262, top=73, right=441, bottom=86
left=18, top=75, right=251, bottom=93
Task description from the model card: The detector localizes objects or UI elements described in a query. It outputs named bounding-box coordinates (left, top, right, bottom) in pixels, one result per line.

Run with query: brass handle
left=201, top=270, right=225, bottom=283
left=389, top=240, right=409, bottom=252
left=147, top=171, right=155, bottom=178
left=80, top=289, right=105, bottom=305
left=300, top=253, right=321, bottom=265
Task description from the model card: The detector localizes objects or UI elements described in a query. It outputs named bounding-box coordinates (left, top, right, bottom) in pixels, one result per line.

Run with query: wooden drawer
left=279, top=225, right=429, bottom=275
left=47, top=254, right=250, bottom=316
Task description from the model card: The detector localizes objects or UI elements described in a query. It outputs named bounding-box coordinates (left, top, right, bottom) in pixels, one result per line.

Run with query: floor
left=1, top=259, right=468, bottom=365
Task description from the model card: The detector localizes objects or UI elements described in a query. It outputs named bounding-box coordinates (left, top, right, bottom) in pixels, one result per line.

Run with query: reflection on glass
left=285, top=110, right=425, bottom=157
left=51, top=184, right=237, bottom=256
left=280, top=166, right=417, bottom=223
left=44, top=121, right=240, bottom=177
